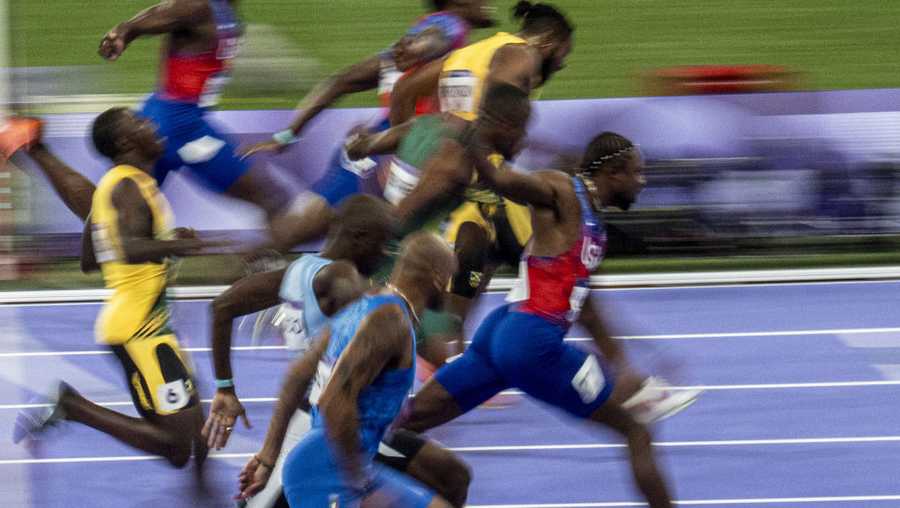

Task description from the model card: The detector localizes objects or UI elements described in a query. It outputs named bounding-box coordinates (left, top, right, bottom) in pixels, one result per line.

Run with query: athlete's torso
left=439, top=32, right=529, bottom=204
left=276, top=254, right=334, bottom=351
left=307, top=294, right=416, bottom=456
left=514, top=177, right=607, bottom=326
left=159, top=0, right=241, bottom=107
left=91, top=165, right=176, bottom=344
left=438, top=32, right=527, bottom=121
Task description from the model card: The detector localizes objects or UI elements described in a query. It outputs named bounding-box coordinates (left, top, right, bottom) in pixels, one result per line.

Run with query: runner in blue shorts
left=242, top=0, right=496, bottom=253
left=400, top=131, right=703, bottom=508
left=99, top=1, right=312, bottom=253
left=236, top=233, right=458, bottom=508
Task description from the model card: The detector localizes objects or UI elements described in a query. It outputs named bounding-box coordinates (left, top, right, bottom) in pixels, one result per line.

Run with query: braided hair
left=580, top=132, right=635, bottom=174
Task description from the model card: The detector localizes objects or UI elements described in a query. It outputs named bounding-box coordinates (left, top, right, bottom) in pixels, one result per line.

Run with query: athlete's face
left=539, top=35, right=572, bottom=85
left=356, top=227, right=393, bottom=276
left=597, top=151, right=646, bottom=211
left=121, top=111, right=165, bottom=161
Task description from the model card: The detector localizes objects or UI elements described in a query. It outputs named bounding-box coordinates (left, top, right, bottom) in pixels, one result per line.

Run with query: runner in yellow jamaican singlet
left=13, top=108, right=218, bottom=471
left=390, top=1, right=574, bottom=318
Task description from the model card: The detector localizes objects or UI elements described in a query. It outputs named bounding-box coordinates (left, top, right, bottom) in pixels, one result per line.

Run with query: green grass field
left=9, top=0, right=900, bottom=109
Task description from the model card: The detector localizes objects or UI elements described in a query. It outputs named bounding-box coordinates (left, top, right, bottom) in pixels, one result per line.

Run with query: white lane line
left=3, top=380, right=900, bottom=410
left=452, top=435, right=900, bottom=452
left=7, top=325, right=900, bottom=358
left=4, top=435, right=900, bottom=464
left=0, top=397, right=279, bottom=410
left=5, top=271, right=900, bottom=305
left=467, top=495, right=900, bottom=507
left=0, top=345, right=287, bottom=358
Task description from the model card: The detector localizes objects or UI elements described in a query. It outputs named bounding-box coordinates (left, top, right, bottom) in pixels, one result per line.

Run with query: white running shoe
left=623, top=377, right=701, bottom=424
left=12, top=381, right=69, bottom=444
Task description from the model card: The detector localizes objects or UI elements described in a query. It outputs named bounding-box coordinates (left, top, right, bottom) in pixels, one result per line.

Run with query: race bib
left=439, top=71, right=477, bottom=115
left=156, top=379, right=191, bottom=412
left=91, top=223, right=117, bottom=263
left=383, top=159, right=421, bottom=205
left=340, top=148, right=378, bottom=178
left=272, top=303, right=309, bottom=351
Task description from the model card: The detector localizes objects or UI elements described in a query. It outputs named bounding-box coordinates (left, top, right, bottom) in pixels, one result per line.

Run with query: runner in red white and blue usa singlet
left=516, top=176, right=607, bottom=326
left=158, top=0, right=241, bottom=107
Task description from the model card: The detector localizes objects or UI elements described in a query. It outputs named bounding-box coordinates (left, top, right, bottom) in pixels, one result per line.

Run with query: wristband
left=215, top=378, right=235, bottom=389
left=273, top=129, right=300, bottom=146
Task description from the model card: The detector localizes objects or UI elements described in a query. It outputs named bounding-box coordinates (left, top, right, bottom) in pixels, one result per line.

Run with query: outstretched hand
left=236, top=454, right=274, bottom=501
left=99, top=27, right=129, bottom=61
left=202, top=390, right=252, bottom=450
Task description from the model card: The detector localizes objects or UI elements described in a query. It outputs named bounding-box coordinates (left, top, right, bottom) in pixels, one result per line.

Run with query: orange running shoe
left=0, top=117, right=43, bottom=161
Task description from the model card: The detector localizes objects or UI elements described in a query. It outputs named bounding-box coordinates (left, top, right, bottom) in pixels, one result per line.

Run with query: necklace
left=385, top=283, right=420, bottom=327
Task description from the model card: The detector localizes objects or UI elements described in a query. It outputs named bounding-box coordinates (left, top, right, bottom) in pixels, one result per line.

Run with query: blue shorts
left=140, top=94, right=250, bottom=192
left=310, top=118, right=391, bottom=207
left=435, top=304, right=615, bottom=418
left=283, top=428, right=435, bottom=508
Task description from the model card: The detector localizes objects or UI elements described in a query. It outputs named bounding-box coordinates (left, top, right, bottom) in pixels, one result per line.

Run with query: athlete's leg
left=378, top=430, right=471, bottom=508
left=489, top=311, right=672, bottom=508
left=402, top=304, right=512, bottom=433
left=589, top=388, right=672, bottom=507
left=20, top=140, right=96, bottom=222
left=57, top=383, right=202, bottom=468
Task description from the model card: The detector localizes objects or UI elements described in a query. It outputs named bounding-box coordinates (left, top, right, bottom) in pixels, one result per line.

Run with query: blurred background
left=2, top=0, right=900, bottom=288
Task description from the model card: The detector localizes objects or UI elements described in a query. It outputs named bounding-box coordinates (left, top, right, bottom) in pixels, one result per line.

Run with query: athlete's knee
left=431, top=453, right=471, bottom=508
left=162, top=428, right=193, bottom=468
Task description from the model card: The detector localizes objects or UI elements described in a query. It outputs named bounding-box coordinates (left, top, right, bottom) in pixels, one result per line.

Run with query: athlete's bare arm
left=25, top=143, right=95, bottom=222
left=111, top=178, right=212, bottom=262
left=285, top=56, right=382, bottom=137
left=238, top=333, right=331, bottom=500
left=468, top=147, right=557, bottom=208
left=211, top=270, right=285, bottom=381
left=319, top=304, right=411, bottom=488
left=396, top=139, right=471, bottom=224
left=99, top=0, right=211, bottom=61
left=390, top=58, right=443, bottom=126
left=345, top=119, right=415, bottom=161
left=486, top=44, right=539, bottom=92
left=80, top=219, right=100, bottom=273
left=578, top=297, right=627, bottom=369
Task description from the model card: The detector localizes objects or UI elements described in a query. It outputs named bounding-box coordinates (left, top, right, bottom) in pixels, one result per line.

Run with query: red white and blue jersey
left=377, top=11, right=470, bottom=110
left=158, top=0, right=241, bottom=107
left=511, top=177, right=607, bottom=327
